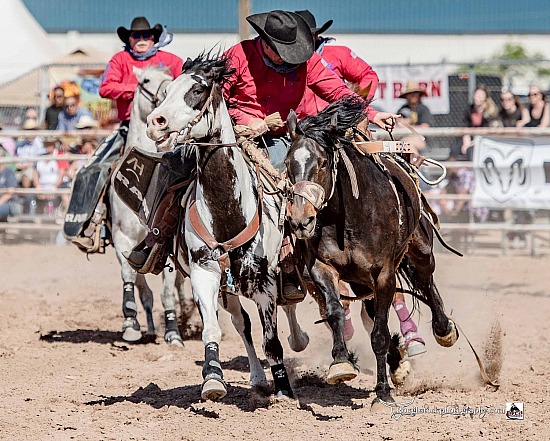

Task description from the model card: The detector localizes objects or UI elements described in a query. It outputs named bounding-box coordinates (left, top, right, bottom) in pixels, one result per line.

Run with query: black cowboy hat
left=294, top=10, right=333, bottom=35
left=247, top=10, right=314, bottom=65
left=117, top=17, right=163, bottom=45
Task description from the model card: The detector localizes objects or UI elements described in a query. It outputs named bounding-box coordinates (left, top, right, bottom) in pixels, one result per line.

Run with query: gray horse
left=109, top=66, right=185, bottom=345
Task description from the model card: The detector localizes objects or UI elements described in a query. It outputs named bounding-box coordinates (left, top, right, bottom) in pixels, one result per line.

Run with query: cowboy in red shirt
left=222, top=10, right=395, bottom=173
left=295, top=10, right=379, bottom=115
left=99, top=17, right=183, bottom=125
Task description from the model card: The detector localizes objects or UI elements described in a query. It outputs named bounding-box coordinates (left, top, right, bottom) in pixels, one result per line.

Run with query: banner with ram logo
left=472, top=136, right=550, bottom=209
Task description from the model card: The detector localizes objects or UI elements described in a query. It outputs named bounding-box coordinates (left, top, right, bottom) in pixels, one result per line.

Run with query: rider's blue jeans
left=260, top=135, right=291, bottom=173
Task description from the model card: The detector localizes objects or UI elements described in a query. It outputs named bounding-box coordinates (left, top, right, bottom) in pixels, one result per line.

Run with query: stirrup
left=123, top=242, right=165, bottom=275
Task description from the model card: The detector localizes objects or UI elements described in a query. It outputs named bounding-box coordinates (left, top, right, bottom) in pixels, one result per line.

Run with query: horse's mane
left=182, top=50, right=234, bottom=82
left=296, top=96, right=367, bottom=151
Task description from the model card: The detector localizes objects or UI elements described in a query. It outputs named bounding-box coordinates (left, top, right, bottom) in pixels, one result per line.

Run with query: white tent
left=0, top=0, right=61, bottom=85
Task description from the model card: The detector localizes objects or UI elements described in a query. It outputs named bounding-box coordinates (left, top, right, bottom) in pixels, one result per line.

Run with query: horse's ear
left=182, top=57, right=193, bottom=72
left=132, top=66, right=143, bottom=77
left=287, top=110, right=298, bottom=141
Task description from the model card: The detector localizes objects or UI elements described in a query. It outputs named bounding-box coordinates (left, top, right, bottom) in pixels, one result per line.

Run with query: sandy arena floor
left=0, top=243, right=548, bottom=440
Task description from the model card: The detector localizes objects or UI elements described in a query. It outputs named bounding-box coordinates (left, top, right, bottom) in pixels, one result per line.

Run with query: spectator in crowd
left=67, top=138, right=98, bottom=182
left=56, top=96, right=93, bottom=131
left=295, top=9, right=379, bottom=117
left=15, top=118, right=44, bottom=194
left=0, top=123, right=16, bottom=157
left=524, top=85, right=550, bottom=128
left=397, top=81, right=434, bottom=153
left=459, top=85, right=499, bottom=160
left=45, top=86, right=65, bottom=130
left=33, top=136, right=68, bottom=214
left=24, top=107, right=39, bottom=122
left=99, top=16, right=183, bottom=127
left=498, top=90, right=530, bottom=128
left=0, top=147, right=23, bottom=220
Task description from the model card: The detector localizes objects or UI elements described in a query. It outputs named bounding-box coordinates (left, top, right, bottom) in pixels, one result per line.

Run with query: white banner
left=372, top=65, right=450, bottom=114
left=472, top=136, right=550, bottom=209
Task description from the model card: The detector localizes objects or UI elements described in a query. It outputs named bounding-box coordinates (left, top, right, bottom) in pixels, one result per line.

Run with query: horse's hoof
left=164, top=331, right=184, bottom=348
left=326, top=362, right=357, bottom=385
left=288, top=332, right=309, bottom=352
left=371, top=398, right=390, bottom=414
left=122, top=318, right=141, bottom=342
left=434, top=319, right=459, bottom=347
left=201, top=379, right=227, bottom=401
left=390, top=360, right=412, bottom=387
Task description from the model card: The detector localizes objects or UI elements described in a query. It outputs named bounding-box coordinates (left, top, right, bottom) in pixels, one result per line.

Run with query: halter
left=289, top=144, right=346, bottom=211
left=169, top=84, right=216, bottom=149
left=138, top=78, right=171, bottom=107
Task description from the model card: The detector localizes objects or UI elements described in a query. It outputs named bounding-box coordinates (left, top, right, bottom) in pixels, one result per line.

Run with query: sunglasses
left=529, top=92, right=541, bottom=97
left=131, top=31, right=152, bottom=39
left=500, top=97, right=513, bottom=102
left=64, top=103, right=77, bottom=108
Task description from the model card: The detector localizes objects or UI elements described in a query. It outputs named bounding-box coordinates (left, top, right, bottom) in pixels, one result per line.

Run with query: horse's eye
left=143, top=79, right=150, bottom=84
left=319, top=159, right=328, bottom=169
left=194, top=88, right=204, bottom=96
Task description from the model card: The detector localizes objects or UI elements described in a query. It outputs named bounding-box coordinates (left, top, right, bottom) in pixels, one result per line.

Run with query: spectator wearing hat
left=0, top=147, right=23, bottom=220
left=56, top=96, right=93, bottom=132
left=295, top=10, right=379, bottom=117
left=45, top=86, right=65, bottom=130
left=15, top=118, right=44, bottom=192
left=99, top=16, right=183, bottom=126
left=397, top=81, right=434, bottom=152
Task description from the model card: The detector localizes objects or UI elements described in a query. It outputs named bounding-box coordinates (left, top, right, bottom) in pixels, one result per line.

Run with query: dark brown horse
left=285, top=97, right=459, bottom=406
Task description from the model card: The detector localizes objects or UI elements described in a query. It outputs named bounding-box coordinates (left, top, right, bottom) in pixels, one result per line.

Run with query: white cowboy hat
left=75, top=115, right=99, bottom=129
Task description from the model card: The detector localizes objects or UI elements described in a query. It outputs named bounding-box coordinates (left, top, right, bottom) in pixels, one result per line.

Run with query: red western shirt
left=99, top=50, right=183, bottom=121
left=301, top=44, right=379, bottom=117
left=222, top=38, right=377, bottom=134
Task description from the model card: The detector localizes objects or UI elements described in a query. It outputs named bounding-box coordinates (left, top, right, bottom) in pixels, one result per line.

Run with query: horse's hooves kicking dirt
left=434, top=319, right=459, bottom=347
left=390, top=360, right=413, bottom=387
left=201, top=379, right=227, bottom=401
left=326, top=362, right=357, bottom=384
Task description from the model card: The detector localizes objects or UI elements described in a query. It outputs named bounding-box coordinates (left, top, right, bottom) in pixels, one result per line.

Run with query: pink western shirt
left=222, top=38, right=378, bottom=134
left=301, top=44, right=379, bottom=117
left=99, top=50, right=183, bottom=121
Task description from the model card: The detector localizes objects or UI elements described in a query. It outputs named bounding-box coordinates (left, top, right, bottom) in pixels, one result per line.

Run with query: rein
left=138, top=78, right=171, bottom=107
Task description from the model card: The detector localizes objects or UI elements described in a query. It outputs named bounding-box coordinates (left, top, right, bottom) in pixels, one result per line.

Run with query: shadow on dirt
left=194, top=355, right=270, bottom=372
left=85, top=374, right=375, bottom=419
left=39, top=329, right=158, bottom=345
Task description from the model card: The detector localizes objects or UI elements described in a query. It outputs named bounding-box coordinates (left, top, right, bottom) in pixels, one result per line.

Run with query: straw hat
left=22, top=118, right=39, bottom=130
left=75, top=114, right=99, bottom=129
left=399, top=81, right=427, bottom=98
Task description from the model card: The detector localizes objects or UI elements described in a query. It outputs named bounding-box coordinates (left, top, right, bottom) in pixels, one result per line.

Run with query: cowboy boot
left=279, top=234, right=304, bottom=302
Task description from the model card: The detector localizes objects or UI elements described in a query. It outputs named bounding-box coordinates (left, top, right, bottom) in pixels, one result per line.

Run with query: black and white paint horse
left=145, top=54, right=309, bottom=400
left=285, top=97, right=459, bottom=406
left=109, top=66, right=184, bottom=345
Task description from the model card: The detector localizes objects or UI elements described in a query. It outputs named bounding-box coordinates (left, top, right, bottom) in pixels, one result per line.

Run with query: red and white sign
left=372, top=65, right=450, bottom=115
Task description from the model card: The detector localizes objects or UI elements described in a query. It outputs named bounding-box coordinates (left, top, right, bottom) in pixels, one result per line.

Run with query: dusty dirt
left=0, top=243, right=548, bottom=440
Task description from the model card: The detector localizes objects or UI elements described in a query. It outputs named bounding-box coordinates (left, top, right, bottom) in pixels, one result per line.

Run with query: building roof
left=21, top=0, right=550, bottom=34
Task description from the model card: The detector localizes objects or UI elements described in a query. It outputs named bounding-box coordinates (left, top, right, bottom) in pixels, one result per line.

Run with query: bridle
left=289, top=141, right=351, bottom=212
left=138, top=78, right=171, bottom=107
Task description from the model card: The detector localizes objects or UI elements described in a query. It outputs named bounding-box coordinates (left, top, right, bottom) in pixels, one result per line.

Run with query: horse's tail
left=396, top=255, right=430, bottom=312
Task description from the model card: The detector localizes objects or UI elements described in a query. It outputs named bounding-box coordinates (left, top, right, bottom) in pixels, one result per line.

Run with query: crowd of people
left=0, top=98, right=99, bottom=220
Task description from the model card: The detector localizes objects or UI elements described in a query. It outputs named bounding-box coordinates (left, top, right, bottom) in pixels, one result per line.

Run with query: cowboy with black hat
left=100, top=16, right=183, bottom=125
left=295, top=10, right=379, bottom=116
left=219, top=9, right=399, bottom=301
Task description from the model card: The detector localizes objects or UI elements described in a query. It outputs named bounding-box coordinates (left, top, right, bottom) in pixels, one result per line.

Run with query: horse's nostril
left=303, top=216, right=315, bottom=228
left=154, top=115, right=167, bottom=128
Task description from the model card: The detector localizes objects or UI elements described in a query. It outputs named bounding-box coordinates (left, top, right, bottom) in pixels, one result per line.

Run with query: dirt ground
left=0, top=243, right=548, bottom=440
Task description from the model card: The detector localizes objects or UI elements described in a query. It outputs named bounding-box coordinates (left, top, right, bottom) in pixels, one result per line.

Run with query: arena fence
left=1, top=127, right=550, bottom=255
